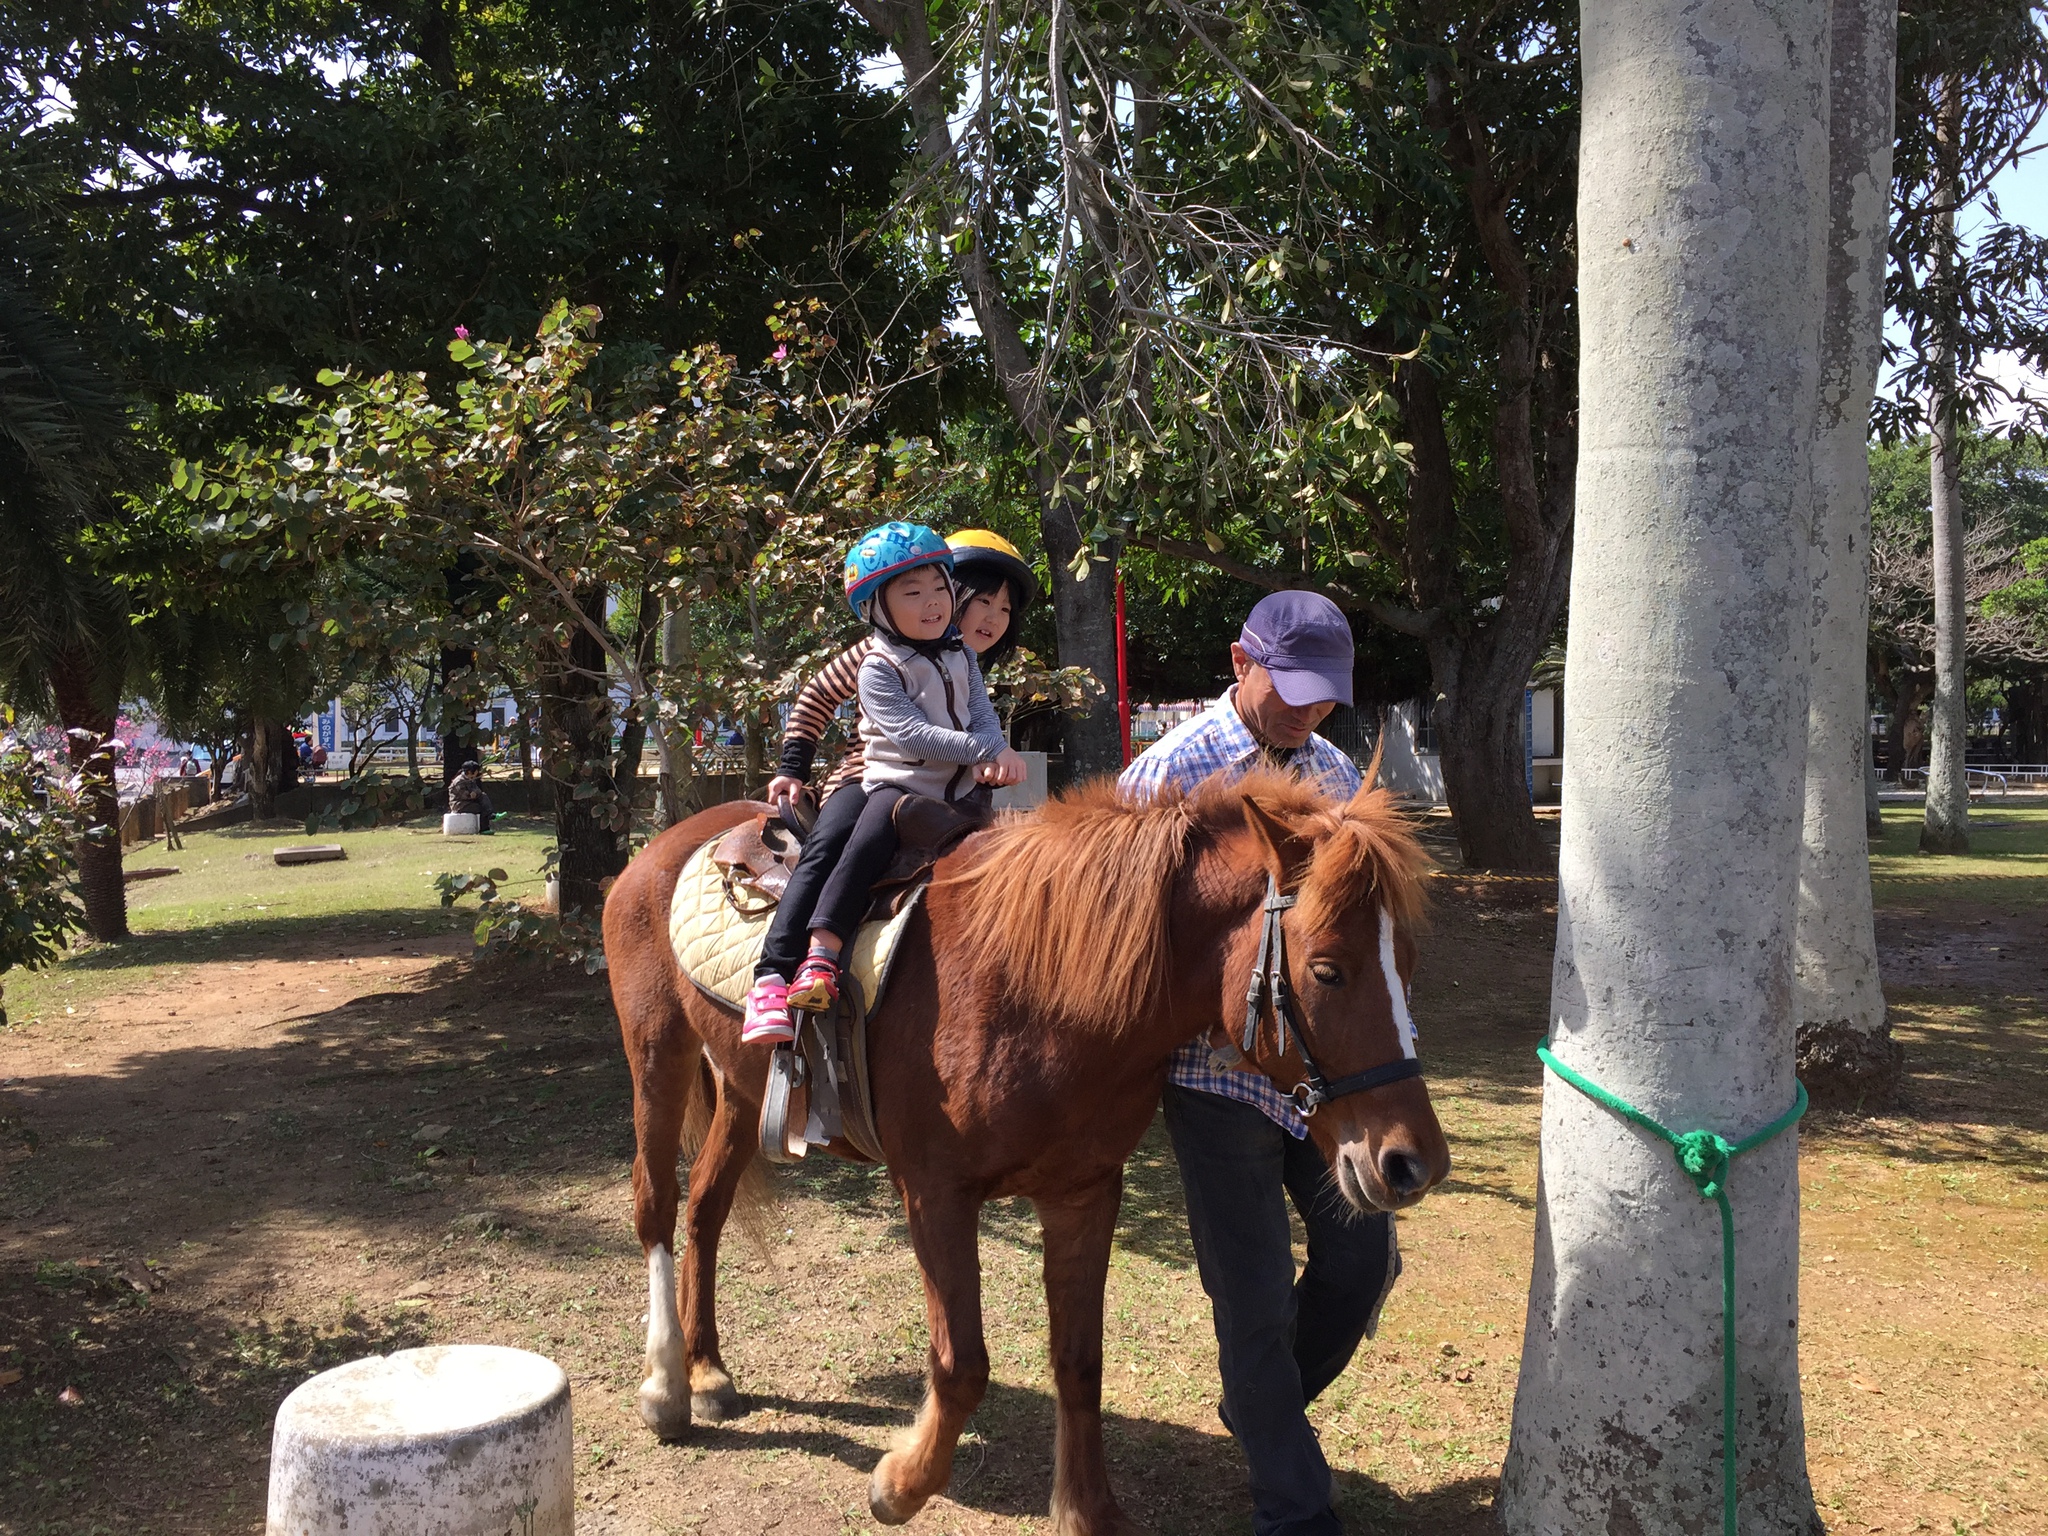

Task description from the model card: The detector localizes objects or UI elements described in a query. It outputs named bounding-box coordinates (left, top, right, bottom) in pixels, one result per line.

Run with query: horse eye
left=1309, top=962, right=1344, bottom=986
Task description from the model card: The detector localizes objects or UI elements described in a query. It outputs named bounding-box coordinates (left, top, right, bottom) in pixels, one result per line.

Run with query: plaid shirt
left=1118, top=689, right=1364, bottom=1137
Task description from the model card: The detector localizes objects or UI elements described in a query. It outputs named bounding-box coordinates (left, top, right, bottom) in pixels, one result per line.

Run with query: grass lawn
left=2, top=814, right=558, bottom=1028
left=1869, top=796, right=2048, bottom=900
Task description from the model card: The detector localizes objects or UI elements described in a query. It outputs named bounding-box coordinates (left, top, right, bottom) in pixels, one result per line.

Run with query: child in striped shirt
left=743, top=527, right=1035, bottom=1043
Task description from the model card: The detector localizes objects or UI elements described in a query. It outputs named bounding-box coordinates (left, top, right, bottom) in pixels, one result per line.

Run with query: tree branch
left=1127, top=529, right=1440, bottom=637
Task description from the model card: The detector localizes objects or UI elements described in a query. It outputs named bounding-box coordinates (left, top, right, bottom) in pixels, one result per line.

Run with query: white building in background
left=1375, top=701, right=1444, bottom=803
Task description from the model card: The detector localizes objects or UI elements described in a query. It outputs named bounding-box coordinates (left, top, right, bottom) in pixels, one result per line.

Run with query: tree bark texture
left=1921, top=80, right=1970, bottom=855
left=1795, top=0, right=1900, bottom=1110
left=49, top=646, right=127, bottom=943
left=1499, top=0, right=1829, bottom=1526
left=438, top=642, right=479, bottom=785
left=1878, top=664, right=1930, bottom=780
left=539, top=585, right=626, bottom=918
left=1038, top=502, right=1126, bottom=777
left=247, top=716, right=293, bottom=821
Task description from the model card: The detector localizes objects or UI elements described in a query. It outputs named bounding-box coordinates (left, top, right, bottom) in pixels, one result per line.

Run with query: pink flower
left=772, top=344, right=788, bottom=362
left=455, top=325, right=470, bottom=341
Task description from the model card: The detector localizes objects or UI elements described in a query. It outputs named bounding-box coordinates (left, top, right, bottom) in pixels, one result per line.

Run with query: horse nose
left=1378, top=1147, right=1434, bottom=1200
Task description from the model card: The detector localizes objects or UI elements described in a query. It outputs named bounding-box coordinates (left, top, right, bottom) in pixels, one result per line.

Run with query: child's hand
left=977, top=748, right=1028, bottom=788
left=765, top=774, right=806, bottom=806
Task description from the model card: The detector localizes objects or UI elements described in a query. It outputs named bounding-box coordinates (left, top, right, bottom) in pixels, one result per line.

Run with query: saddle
left=697, top=790, right=991, bottom=1167
left=709, top=788, right=992, bottom=920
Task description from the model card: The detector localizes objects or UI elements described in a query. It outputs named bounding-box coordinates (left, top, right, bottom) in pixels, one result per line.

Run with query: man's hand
left=974, top=748, right=1028, bottom=788
left=765, top=774, right=807, bottom=805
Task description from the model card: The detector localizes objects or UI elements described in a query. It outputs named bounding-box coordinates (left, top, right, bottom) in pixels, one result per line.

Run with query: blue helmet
left=843, top=521, right=953, bottom=617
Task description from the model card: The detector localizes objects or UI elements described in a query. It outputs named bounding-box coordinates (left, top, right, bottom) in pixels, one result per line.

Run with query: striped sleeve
left=778, top=639, right=870, bottom=783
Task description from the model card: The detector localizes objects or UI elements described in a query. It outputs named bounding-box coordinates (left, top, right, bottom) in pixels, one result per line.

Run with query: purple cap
left=1238, top=591, right=1355, bottom=708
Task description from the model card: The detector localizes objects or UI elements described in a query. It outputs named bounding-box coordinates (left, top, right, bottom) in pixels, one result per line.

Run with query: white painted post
left=267, top=1345, right=572, bottom=1536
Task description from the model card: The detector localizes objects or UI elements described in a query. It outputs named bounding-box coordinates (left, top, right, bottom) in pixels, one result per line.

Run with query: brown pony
left=602, top=770, right=1451, bottom=1535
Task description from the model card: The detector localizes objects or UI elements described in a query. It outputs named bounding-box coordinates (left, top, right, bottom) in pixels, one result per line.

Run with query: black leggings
left=754, top=785, right=903, bottom=980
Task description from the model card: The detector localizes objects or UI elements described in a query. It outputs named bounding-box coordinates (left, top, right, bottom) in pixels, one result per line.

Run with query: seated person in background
left=449, top=760, right=495, bottom=832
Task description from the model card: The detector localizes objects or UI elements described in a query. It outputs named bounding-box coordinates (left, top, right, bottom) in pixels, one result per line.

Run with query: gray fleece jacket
left=856, top=633, right=1006, bottom=802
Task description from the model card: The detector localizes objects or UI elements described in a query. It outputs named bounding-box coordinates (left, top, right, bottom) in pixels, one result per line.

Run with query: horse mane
left=940, top=768, right=1430, bottom=1034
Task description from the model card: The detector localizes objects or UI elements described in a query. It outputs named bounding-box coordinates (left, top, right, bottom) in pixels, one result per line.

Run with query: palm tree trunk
left=1921, top=77, right=1970, bottom=854
left=49, top=648, right=127, bottom=942
left=1795, top=0, right=1901, bottom=1108
left=1499, top=0, right=1830, bottom=1523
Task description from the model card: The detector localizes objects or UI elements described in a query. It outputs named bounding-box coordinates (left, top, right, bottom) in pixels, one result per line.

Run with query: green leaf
left=486, top=868, right=508, bottom=883
left=315, top=368, right=347, bottom=386
left=447, top=339, right=474, bottom=362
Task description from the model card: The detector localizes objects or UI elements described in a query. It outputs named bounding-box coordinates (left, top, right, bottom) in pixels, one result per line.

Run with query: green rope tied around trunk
left=1536, top=1039, right=1808, bottom=1536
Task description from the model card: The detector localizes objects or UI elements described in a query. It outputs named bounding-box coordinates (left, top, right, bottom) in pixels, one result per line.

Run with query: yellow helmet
left=945, top=530, right=1038, bottom=611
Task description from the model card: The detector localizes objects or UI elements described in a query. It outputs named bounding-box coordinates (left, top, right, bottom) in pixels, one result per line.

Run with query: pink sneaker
left=786, top=954, right=840, bottom=1014
left=742, top=978, right=795, bottom=1044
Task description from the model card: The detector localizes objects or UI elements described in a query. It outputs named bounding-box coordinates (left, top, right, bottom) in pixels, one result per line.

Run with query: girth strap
left=1240, top=875, right=1424, bottom=1116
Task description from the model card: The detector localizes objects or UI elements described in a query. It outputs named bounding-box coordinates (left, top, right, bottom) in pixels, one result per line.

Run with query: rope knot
left=1675, top=1129, right=1734, bottom=1199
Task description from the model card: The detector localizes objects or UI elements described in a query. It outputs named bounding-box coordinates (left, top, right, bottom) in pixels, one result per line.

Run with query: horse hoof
left=689, top=1362, right=742, bottom=1422
left=691, top=1384, right=742, bottom=1423
left=868, top=1463, right=923, bottom=1527
left=636, top=1380, right=690, bottom=1442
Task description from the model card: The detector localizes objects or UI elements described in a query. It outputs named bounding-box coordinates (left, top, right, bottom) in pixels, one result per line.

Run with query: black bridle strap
left=1241, top=874, right=1424, bottom=1116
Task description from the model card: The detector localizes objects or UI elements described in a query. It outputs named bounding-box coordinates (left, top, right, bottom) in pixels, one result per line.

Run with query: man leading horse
left=1122, top=590, right=1399, bottom=1536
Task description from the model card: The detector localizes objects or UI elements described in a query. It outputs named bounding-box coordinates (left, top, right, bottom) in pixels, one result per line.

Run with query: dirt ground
left=2, top=811, right=2044, bottom=1535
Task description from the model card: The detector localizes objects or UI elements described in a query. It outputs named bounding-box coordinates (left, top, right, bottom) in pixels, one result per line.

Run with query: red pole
left=1115, top=572, right=1132, bottom=766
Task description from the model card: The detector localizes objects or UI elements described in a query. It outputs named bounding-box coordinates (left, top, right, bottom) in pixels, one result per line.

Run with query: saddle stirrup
left=759, top=1043, right=810, bottom=1164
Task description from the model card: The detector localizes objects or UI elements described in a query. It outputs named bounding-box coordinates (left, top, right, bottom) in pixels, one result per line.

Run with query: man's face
left=1231, top=642, right=1336, bottom=749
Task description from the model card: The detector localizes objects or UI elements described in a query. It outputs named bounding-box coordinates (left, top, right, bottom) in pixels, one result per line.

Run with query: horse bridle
left=1241, top=875, right=1424, bottom=1116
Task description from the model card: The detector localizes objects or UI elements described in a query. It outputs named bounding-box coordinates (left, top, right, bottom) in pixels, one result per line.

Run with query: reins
left=1242, top=874, right=1423, bottom=1114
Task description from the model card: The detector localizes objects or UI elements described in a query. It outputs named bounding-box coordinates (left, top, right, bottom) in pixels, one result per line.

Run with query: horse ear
left=1242, top=796, right=1309, bottom=886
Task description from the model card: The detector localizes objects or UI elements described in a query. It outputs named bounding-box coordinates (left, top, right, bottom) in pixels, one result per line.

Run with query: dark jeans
left=757, top=783, right=868, bottom=981
left=1162, top=1083, right=1400, bottom=1536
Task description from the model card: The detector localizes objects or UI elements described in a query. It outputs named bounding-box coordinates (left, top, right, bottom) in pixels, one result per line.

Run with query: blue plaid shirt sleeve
left=1118, top=693, right=1365, bottom=1138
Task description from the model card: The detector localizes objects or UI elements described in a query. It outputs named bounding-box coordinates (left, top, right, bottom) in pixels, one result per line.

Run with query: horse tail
left=680, top=1048, right=779, bottom=1266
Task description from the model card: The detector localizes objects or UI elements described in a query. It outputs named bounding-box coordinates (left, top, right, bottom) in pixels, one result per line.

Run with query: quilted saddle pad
left=668, top=838, right=924, bottom=1013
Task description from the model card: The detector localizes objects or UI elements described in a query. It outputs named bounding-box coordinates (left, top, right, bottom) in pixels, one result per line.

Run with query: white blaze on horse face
left=1379, top=908, right=1418, bottom=1058
left=646, top=1243, right=681, bottom=1368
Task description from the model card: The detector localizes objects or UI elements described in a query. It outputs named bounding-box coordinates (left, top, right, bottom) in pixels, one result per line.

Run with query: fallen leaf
left=119, top=1258, right=163, bottom=1293
left=412, top=1124, right=453, bottom=1143
left=0, top=1368, right=22, bottom=1388
left=57, top=1386, right=83, bottom=1406
left=1850, top=1376, right=1882, bottom=1394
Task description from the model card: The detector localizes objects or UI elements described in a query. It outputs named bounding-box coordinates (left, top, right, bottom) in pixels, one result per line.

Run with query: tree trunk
left=1039, top=504, right=1125, bottom=779
left=439, top=643, right=478, bottom=786
left=440, top=555, right=485, bottom=785
left=1499, top=0, right=1830, bottom=1525
left=1395, top=360, right=1571, bottom=872
left=1881, top=668, right=1929, bottom=779
left=1428, top=643, right=1554, bottom=871
left=538, top=584, right=625, bottom=917
left=1795, top=0, right=1901, bottom=1110
left=247, top=716, right=291, bottom=821
left=49, top=647, right=127, bottom=943
left=2009, top=675, right=2048, bottom=763
left=1921, top=79, right=1970, bottom=855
